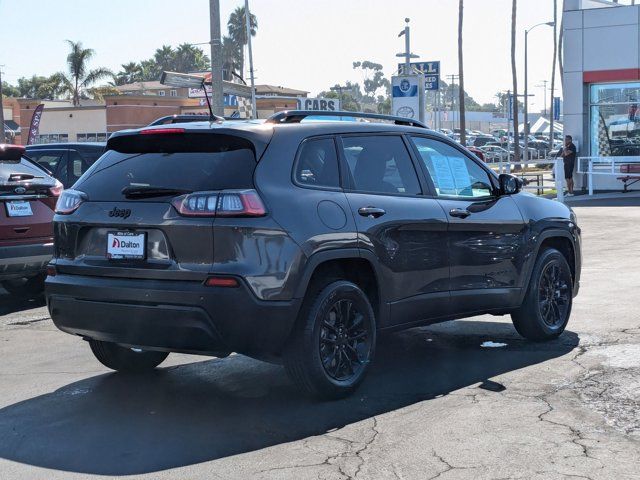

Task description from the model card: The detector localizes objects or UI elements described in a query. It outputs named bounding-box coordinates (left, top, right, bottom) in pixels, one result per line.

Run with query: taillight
left=171, top=189, right=266, bottom=217
left=55, top=189, right=86, bottom=215
left=49, top=180, right=64, bottom=197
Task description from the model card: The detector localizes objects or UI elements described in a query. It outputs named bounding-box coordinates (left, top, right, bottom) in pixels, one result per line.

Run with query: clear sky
left=0, top=0, right=622, bottom=111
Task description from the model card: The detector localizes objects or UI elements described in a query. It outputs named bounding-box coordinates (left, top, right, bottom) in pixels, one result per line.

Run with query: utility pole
left=446, top=74, right=459, bottom=130
left=536, top=80, right=549, bottom=116
left=209, top=0, right=224, bottom=116
left=0, top=66, right=6, bottom=144
left=244, top=0, right=257, bottom=119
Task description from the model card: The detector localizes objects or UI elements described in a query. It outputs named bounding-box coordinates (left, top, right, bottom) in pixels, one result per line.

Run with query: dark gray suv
left=46, top=111, right=581, bottom=399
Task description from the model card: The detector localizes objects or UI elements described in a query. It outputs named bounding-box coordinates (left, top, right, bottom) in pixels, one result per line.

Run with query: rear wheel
left=89, top=340, right=169, bottom=372
left=284, top=280, right=376, bottom=400
left=512, top=248, right=572, bottom=341
left=1, top=273, right=46, bottom=296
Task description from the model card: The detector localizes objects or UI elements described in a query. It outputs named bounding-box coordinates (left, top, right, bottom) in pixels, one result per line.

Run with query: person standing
left=561, top=135, right=577, bottom=196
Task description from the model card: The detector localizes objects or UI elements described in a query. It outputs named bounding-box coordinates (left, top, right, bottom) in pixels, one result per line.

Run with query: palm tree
left=458, top=0, right=466, bottom=146
left=115, top=62, right=142, bottom=85
left=153, top=45, right=176, bottom=74
left=227, top=6, right=258, bottom=78
left=549, top=0, right=558, bottom=150
left=510, top=0, right=520, bottom=162
left=222, top=36, right=241, bottom=80
left=56, top=40, right=112, bottom=106
left=174, top=43, right=210, bottom=73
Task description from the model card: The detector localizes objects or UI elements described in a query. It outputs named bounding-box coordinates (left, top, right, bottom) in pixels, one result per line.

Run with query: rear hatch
left=53, top=126, right=271, bottom=280
left=0, top=149, right=59, bottom=246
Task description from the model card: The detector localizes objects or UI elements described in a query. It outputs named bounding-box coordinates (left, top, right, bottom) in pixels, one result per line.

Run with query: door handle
left=449, top=208, right=471, bottom=219
left=358, top=206, right=386, bottom=218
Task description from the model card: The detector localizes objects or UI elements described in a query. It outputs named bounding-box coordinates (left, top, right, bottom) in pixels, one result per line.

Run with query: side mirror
left=499, top=173, right=522, bottom=196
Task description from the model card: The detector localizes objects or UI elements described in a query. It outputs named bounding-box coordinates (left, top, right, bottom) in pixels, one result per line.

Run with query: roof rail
left=265, top=110, right=428, bottom=129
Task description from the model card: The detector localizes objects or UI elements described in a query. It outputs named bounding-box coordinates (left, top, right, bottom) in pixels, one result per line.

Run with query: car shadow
left=0, top=320, right=579, bottom=476
left=0, top=290, right=46, bottom=316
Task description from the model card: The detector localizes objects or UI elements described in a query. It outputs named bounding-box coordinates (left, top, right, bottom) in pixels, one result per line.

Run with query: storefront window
left=590, top=82, right=640, bottom=157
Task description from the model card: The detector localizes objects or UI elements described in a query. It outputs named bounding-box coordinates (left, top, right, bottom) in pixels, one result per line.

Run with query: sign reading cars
left=297, top=98, right=341, bottom=111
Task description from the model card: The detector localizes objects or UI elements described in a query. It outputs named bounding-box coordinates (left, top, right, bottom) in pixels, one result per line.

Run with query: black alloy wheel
left=319, top=298, right=373, bottom=381
left=538, top=261, right=571, bottom=328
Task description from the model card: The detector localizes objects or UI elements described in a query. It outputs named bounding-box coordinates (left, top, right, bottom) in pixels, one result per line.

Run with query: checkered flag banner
left=597, top=112, right=611, bottom=157
left=236, top=97, right=253, bottom=119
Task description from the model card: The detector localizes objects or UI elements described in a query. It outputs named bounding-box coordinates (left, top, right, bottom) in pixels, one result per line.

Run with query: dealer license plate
left=106, top=231, right=146, bottom=260
left=6, top=201, right=33, bottom=217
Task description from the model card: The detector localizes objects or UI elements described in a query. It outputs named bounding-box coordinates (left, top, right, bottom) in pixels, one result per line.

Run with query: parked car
left=26, top=142, right=105, bottom=188
left=480, top=145, right=513, bottom=162
left=472, top=135, right=497, bottom=148
left=1, top=144, right=61, bottom=295
left=46, top=111, right=582, bottom=399
left=466, top=146, right=486, bottom=162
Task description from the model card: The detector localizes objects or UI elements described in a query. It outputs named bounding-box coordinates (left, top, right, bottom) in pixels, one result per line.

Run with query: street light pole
left=524, top=21, right=554, bottom=168
left=209, top=0, right=224, bottom=116
left=0, top=67, right=6, bottom=144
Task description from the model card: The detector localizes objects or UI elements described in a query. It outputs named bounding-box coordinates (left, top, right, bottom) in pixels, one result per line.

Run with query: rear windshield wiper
left=122, top=185, right=193, bottom=199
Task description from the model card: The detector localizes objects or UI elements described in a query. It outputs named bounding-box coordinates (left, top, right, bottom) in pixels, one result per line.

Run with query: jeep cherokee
left=46, top=111, right=581, bottom=399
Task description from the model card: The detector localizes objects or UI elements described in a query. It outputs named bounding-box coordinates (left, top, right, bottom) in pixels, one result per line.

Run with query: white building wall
left=562, top=2, right=640, bottom=191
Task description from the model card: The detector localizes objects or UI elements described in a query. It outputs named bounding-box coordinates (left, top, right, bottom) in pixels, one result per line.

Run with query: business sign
left=297, top=97, right=341, bottom=111
left=398, top=61, right=440, bottom=90
left=553, top=97, right=561, bottom=121
left=507, top=94, right=514, bottom=121
left=391, top=75, right=424, bottom=120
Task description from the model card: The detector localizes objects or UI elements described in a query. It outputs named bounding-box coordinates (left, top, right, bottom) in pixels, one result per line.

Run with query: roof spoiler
left=265, top=110, right=428, bottom=129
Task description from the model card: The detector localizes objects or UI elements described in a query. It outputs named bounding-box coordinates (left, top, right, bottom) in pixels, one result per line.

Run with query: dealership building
left=563, top=0, right=640, bottom=191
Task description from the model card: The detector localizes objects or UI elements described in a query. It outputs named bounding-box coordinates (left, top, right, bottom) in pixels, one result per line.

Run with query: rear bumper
left=0, top=242, right=53, bottom=281
left=45, top=274, right=301, bottom=357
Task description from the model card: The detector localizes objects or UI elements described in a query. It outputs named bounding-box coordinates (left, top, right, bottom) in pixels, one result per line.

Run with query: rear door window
left=341, top=135, right=421, bottom=195
left=26, top=151, right=66, bottom=176
left=76, top=149, right=256, bottom=201
left=294, top=138, right=340, bottom=188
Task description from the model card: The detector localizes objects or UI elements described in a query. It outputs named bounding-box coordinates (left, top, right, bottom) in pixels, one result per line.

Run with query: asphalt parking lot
left=0, top=198, right=639, bottom=479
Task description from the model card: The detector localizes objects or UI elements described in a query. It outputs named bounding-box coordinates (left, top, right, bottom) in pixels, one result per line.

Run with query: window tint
left=27, top=151, right=65, bottom=173
left=76, top=149, right=256, bottom=201
left=341, top=136, right=420, bottom=195
left=411, top=137, right=494, bottom=198
left=295, top=138, right=340, bottom=188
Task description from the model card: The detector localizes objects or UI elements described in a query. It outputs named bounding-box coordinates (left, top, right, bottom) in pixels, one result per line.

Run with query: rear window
left=75, top=149, right=256, bottom=201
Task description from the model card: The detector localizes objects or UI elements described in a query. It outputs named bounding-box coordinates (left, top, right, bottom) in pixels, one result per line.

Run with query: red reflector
left=46, top=265, right=57, bottom=277
left=205, top=277, right=239, bottom=288
left=139, top=128, right=185, bottom=135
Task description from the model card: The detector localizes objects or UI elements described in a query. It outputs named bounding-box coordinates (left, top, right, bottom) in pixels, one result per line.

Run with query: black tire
left=512, top=248, right=573, bottom=341
left=89, top=340, right=168, bottom=372
left=2, top=273, right=46, bottom=296
left=283, top=280, right=376, bottom=400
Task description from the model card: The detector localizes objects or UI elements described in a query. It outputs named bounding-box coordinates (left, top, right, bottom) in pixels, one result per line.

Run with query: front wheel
left=284, top=280, right=376, bottom=400
left=512, top=248, right=573, bottom=341
left=89, top=340, right=169, bottom=372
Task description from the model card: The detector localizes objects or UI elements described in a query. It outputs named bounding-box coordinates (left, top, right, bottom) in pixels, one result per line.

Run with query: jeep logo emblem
left=108, top=207, right=131, bottom=219
left=14, top=187, right=26, bottom=194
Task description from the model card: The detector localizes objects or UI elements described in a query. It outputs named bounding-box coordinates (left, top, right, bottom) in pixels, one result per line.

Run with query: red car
left=466, top=146, right=486, bottom=162
left=1, top=144, right=61, bottom=295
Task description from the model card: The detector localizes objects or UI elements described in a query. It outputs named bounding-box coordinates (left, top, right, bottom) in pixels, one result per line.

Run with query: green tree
left=352, top=60, right=390, bottom=102
left=1, top=81, right=20, bottom=98
left=174, top=43, right=210, bottom=73
left=222, top=36, right=241, bottom=81
left=15, top=75, right=65, bottom=99
left=55, top=40, right=112, bottom=106
left=227, top=6, right=258, bottom=78
left=114, top=62, right=143, bottom=85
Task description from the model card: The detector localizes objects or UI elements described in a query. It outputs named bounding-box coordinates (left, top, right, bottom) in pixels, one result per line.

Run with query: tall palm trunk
left=550, top=0, right=558, bottom=150
left=458, top=0, right=466, bottom=146
left=558, top=2, right=564, bottom=93
left=511, top=0, right=520, bottom=162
